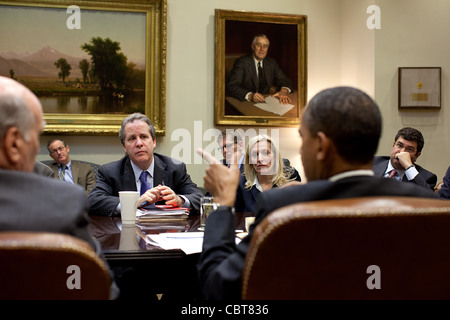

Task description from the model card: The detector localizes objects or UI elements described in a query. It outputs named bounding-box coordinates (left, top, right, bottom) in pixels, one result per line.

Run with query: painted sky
left=0, top=4, right=146, bottom=63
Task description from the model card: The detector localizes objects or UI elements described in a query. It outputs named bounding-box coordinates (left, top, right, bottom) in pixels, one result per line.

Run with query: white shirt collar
left=60, top=160, right=71, bottom=170
left=329, top=169, right=374, bottom=182
left=251, top=176, right=263, bottom=192
left=386, top=160, right=405, bottom=178
left=253, top=57, right=263, bottom=69
left=130, top=160, right=155, bottom=183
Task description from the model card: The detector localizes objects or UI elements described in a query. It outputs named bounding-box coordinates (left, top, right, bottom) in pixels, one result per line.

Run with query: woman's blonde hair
left=244, top=134, right=294, bottom=189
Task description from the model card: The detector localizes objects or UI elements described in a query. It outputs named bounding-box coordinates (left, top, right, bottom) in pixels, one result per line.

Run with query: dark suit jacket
left=88, top=153, right=203, bottom=216
left=439, top=166, right=450, bottom=199
left=234, top=166, right=302, bottom=213
left=198, top=175, right=438, bottom=300
left=372, top=156, right=437, bottom=191
left=0, top=168, right=119, bottom=299
left=226, top=54, right=292, bottom=101
left=48, top=160, right=96, bottom=195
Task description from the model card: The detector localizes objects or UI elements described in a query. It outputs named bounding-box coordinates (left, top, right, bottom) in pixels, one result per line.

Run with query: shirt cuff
left=179, top=195, right=191, bottom=208
left=405, top=166, right=419, bottom=180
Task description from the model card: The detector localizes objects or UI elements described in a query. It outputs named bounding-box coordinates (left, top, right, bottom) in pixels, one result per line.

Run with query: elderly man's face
left=251, top=36, right=269, bottom=61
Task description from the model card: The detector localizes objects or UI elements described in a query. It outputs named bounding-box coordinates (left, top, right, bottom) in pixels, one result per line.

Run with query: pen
left=138, top=201, right=148, bottom=209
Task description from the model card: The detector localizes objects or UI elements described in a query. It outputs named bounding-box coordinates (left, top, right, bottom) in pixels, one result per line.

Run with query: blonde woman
left=234, top=134, right=301, bottom=213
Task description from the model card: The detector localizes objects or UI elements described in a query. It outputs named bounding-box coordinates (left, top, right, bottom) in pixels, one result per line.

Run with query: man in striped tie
left=46, top=139, right=96, bottom=195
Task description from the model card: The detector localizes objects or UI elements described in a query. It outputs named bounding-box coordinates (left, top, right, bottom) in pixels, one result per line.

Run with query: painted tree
left=54, top=58, right=72, bottom=84
left=81, top=37, right=128, bottom=91
left=79, top=59, right=90, bottom=83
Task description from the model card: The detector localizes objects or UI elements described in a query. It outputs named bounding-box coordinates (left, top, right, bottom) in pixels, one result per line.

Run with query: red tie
left=389, top=169, right=397, bottom=178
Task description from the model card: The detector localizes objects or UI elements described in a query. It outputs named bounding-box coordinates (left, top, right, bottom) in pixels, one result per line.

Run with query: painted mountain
left=0, top=46, right=85, bottom=78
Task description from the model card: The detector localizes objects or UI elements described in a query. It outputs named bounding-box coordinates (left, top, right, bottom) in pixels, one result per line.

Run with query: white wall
left=38, top=0, right=344, bottom=187
left=375, top=0, right=450, bottom=181
left=37, top=0, right=449, bottom=187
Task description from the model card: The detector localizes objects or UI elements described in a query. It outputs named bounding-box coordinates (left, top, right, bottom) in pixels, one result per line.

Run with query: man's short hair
left=252, top=34, right=270, bottom=46
left=302, top=86, right=382, bottom=165
left=218, top=130, right=243, bottom=145
left=47, top=139, right=66, bottom=152
left=119, top=112, right=156, bottom=145
left=394, top=127, right=424, bottom=154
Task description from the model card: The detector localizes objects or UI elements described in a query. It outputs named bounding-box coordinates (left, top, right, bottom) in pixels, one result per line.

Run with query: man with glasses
left=47, top=139, right=96, bottom=194
left=373, top=127, right=437, bottom=191
left=218, top=130, right=245, bottom=172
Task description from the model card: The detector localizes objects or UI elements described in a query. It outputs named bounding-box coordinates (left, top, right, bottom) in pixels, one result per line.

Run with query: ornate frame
left=214, top=9, right=307, bottom=127
left=0, top=0, right=166, bottom=135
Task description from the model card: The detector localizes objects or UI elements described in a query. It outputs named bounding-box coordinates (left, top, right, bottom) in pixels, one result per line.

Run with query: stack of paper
left=145, top=232, right=242, bottom=255
left=146, top=232, right=204, bottom=255
left=136, top=205, right=189, bottom=223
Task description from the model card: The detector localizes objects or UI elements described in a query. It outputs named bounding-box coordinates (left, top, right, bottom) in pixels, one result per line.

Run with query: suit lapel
left=153, top=156, right=169, bottom=188
left=250, top=186, right=260, bottom=203
left=122, top=158, right=137, bottom=191
left=248, top=56, right=258, bottom=89
left=373, top=159, right=389, bottom=177
left=71, top=162, right=79, bottom=183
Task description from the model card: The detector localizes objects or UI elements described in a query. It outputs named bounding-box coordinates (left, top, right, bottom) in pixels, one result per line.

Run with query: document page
left=254, top=96, right=294, bottom=116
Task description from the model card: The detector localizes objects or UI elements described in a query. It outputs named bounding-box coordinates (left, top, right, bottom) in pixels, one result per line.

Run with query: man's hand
left=250, top=92, right=265, bottom=103
left=158, top=185, right=184, bottom=207
left=137, top=187, right=162, bottom=207
left=196, top=148, right=240, bottom=207
left=272, top=89, right=292, bottom=105
left=137, top=185, right=183, bottom=207
left=395, top=151, right=413, bottom=170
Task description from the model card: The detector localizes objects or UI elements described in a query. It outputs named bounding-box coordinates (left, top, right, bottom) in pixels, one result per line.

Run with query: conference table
left=88, top=212, right=252, bottom=300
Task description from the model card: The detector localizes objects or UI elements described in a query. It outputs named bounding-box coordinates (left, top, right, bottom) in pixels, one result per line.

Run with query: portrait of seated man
left=224, top=33, right=298, bottom=118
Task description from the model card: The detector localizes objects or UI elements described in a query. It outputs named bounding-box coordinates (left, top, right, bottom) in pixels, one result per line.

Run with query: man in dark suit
left=218, top=130, right=245, bottom=172
left=88, top=113, right=203, bottom=216
left=438, top=166, right=450, bottom=199
left=0, top=76, right=118, bottom=299
left=226, top=34, right=292, bottom=105
left=197, top=86, right=438, bottom=300
left=372, top=127, right=437, bottom=191
left=46, top=138, right=96, bottom=195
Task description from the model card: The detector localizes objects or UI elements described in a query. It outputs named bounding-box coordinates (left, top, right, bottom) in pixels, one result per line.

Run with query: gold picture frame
left=0, top=0, right=166, bottom=135
left=214, top=9, right=307, bottom=127
left=398, top=67, right=441, bottom=110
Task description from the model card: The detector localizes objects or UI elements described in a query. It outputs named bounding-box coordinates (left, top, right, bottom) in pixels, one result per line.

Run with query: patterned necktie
left=58, top=165, right=66, bottom=181
left=140, top=171, right=151, bottom=196
left=389, top=169, right=398, bottom=179
left=257, top=62, right=266, bottom=93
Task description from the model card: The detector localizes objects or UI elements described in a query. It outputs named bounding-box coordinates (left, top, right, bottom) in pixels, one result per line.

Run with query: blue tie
left=140, top=171, right=151, bottom=196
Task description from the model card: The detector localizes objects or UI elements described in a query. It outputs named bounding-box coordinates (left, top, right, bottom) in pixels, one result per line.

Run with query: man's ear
left=316, top=131, right=331, bottom=161
left=3, top=126, right=22, bottom=167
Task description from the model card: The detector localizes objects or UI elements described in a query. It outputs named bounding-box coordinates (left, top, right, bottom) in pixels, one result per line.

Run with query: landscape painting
left=0, top=0, right=167, bottom=135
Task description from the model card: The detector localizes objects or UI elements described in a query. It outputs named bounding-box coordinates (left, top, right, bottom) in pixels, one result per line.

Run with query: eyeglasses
left=49, top=146, right=65, bottom=155
left=394, top=141, right=416, bottom=154
left=218, top=143, right=237, bottom=151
